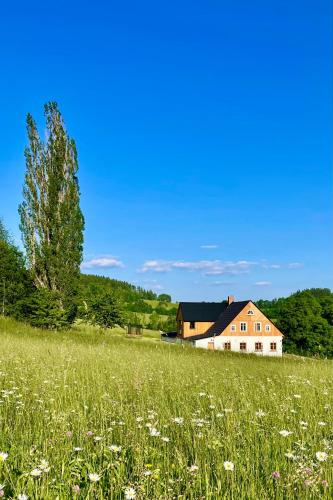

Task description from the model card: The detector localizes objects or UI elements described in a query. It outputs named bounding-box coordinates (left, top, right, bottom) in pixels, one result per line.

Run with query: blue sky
left=0, top=0, right=332, bottom=302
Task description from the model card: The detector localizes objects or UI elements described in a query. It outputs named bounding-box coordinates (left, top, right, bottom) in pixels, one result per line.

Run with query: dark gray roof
left=186, top=300, right=250, bottom=341
left=179, top=301, right=228, bottom=322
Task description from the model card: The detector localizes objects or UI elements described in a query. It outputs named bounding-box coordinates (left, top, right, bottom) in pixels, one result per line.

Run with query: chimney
left=227, top=295, right=235, bottom=305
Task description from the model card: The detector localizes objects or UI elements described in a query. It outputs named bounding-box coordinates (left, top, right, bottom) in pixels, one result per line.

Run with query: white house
left=163, top=295, right=283, bottom=356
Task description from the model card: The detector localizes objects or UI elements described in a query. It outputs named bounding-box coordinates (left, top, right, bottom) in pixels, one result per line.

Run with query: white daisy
left=88, top=473, right=101, bottom=482
left=223, top=461, right=234, bottom=471
left=316, top=451, right=328, bottom=462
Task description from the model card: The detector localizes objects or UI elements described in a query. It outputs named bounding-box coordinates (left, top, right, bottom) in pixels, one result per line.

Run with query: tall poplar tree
left=19, top=102, right=84, bottom=312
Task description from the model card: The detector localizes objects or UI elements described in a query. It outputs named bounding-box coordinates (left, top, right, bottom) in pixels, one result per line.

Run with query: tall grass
left=0, top=317, right=332, bottom=499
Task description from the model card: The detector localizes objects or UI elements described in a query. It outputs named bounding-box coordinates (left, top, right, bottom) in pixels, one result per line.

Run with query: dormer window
left=247, top=310, right=254, bottom=315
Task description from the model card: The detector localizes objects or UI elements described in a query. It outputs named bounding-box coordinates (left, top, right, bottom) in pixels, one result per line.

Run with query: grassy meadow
left=0, top=317, right=332, bottom=499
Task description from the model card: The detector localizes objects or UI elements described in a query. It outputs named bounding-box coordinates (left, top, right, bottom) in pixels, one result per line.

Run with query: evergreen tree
left=18, top=102, right=84, bottom=319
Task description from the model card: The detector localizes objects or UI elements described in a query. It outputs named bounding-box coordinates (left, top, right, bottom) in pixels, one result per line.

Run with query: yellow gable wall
left=183, top=321, right=215, bottom=338
left=220, top=301, right=283, bottom=337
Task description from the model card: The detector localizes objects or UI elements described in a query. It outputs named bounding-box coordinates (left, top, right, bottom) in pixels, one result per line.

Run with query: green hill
left=79, top=273, right=178, bottom=331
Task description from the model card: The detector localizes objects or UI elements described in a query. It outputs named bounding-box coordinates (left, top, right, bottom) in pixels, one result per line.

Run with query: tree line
left=256, top=288, right=333, bottom=357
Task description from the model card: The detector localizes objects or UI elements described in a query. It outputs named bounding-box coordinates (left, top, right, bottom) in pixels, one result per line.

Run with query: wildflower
left=188, top=465, right=199, bottom=473
left=216, top=413, right=224, bottom=418
left=108, top=445, right=122, bottom=452
left=39, top=459, right=50, bottom=472
left=17, top=495, right=29, bottom=500
left=318, top=421, right=326, bottom=426
left=0, top=490, right=4, bottom=498
left=285, top=452, right=296, bottom=460
left=223, top=461, right=234, bottom=471
left=149, top=427, right=160, bottom=437
left=272, top=471, right=280, bottom=479
left=293, top=394, right=301, bottom=399
left=94, top=436, right=103, bottom=442
left=0, top=452, right=8, bottom=462
left=136, top=417, right=143, bottom=422
left=256, top=410, right=266, bottom=417
left=321, top=480, right=328, bottom=487
left=88, top=473, right=101, bottom=482
left=316, top=451, right=328, bottom=462
left=161, top=436, right=170, bottom=442
left=66, top=431, right=73, bottom=438
left=143, top=470, right=152, bottom=476
left=73, top=447, right=83, bottom=452
left=279, top=430, right=292, bottom=437
left=30, top=468, right=42, bottom=477
left=72, top=485, right=80, bottom=495
left=86, top=431, right=94, bottom=437
left=124, top=486, right=136, bottom=499
left=299, top=421, right=308, bottom=426
left=304, top=480, right=313, bottom=487
left=172, top=417, right=184, bottom=425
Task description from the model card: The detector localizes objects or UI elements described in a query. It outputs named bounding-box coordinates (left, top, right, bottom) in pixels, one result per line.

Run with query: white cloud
left=81, top=257, right=124, bottom=269
left=261, top=263, right=281, bottom=269
left=288, top=262, right=304, bottom=269
left=200, top=244, right=219, bottom=249
left=254, top=281, right=271, bottom=286
left=138, top=259, right=255, bottom=276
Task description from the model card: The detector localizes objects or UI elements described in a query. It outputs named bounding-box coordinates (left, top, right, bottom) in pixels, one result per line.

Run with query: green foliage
left=257, top=288, right=333, bottom=357
left=87, top=292, right=124, bottom=329
left=157, top=293, right=171, bottom=302
left=0, top=220, right=34, bottom=315
left=18, top=102, right=84, bottom=320
left=12, top=289, right=75, bottom=329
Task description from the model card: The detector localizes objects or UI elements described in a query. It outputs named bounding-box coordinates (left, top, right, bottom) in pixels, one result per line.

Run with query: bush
left=12, top=289, right=75, bottom=329
left=87, top=292, right=124, bottom=330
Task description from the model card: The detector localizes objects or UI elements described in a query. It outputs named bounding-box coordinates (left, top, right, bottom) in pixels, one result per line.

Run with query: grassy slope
left=0, top=317, right=332, bottom=499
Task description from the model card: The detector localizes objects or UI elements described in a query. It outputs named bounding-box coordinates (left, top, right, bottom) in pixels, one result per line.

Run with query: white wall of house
left=193, top=335, right=282, bottom=357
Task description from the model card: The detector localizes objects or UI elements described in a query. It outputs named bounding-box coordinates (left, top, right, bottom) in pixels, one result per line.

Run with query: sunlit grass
left=0, top=316, right=332, bottom=499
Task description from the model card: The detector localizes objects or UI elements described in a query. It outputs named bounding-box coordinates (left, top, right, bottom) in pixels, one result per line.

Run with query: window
left=265, top=324, right=271, bottom=332
left=270, top=342, right=277, bottom=351
left=224, top=342, right=231, bottom=350
left=255, top=342, right=263, bottom=351
left=231, top=324, right=236, bottom=332
left=189, top=321, right=195, bottom=329
left=247, top=310, right=254, bottom=315
left=240, top=342, right=247, bottom=351
left=240, top=322, right=247, bottom=332
left=254, top=322, right=261, bottom=332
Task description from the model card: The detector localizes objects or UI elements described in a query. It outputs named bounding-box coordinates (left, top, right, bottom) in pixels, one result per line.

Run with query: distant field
left=0, top=317, right=332, bottom=499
